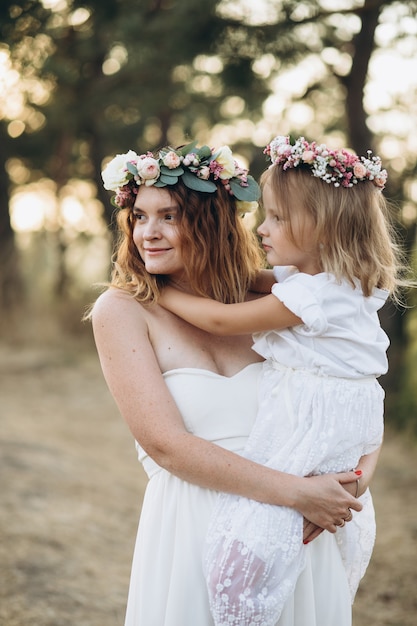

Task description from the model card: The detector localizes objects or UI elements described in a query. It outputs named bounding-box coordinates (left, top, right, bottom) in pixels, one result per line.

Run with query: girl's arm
left=348, top=446, right=381, bottom=498
left=159, top=285, right=300, bottom=335
left=92, top=288, right=361, bottom=533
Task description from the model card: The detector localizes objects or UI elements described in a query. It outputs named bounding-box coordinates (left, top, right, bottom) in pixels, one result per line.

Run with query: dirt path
left=1, top=340, right=416, bottom=626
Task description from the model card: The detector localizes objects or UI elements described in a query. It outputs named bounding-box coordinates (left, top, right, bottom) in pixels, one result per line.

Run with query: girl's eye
left=132, top=212, right=146, bottom=222
left=265, top=208, right=282, bottom=222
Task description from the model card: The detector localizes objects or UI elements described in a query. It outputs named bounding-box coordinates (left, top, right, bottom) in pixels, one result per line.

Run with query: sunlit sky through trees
left=3, top=0, right=417, bottom=233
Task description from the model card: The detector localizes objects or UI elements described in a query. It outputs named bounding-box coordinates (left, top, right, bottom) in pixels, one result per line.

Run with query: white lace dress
left=124, top=362, right=354, bottom=626
left=203, top=268, right=388, bottom=626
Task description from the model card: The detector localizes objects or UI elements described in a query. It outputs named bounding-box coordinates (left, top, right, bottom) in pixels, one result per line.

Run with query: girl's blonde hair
left=262, top=165, right=409, bottom=301
left=111, top=178, right=263, bottom=305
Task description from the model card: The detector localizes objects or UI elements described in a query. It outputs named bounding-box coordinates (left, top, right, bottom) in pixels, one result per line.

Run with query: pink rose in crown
left=302, top=150, right=315, bottom=164
left=197, top=166, right=211, bottom=180
left=136, top=157, right=160, bottom=185
left=163, top=151, right=182, bottom=169
left=374, top=172, right=387, bottom=188
left=353, top=162, right=368, bottom=179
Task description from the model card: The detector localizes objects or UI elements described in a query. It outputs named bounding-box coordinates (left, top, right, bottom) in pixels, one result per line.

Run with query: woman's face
left=132, top=185, right=186, bottom=280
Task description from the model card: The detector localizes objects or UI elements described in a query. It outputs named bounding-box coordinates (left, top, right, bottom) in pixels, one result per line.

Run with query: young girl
left=159, top=136, right=409, bottom=626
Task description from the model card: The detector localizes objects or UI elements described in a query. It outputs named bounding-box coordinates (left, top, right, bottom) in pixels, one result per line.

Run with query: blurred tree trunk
left=0, top=0, right=50, bottom=316
left=343, top=0, right=413, bottom=395
left=344, top=0, right=380, bottom=154
left=0, top=128, right=23, bottom=313
left=50, top=131, right=73, bottom=299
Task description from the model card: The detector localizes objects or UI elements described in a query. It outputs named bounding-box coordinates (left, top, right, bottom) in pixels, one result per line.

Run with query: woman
left=91, top=141, right=378, bottom=626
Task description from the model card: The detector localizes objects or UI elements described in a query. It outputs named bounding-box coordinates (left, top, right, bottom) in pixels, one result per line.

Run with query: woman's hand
left=292, top=470, right=363, bottom=534
left=302, top=447, right=382, bottom=542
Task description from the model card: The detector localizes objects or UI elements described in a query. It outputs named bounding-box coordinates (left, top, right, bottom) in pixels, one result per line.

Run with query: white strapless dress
left=124, top=364, right=352, bottom=626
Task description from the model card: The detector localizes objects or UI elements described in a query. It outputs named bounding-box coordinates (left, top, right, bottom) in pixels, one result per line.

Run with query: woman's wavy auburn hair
left=111, top=178, right=263, bottom=305
left=261, top=165, right=410, bottom=301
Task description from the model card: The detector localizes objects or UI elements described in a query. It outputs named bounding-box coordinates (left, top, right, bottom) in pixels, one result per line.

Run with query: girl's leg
left=203, top=493, right=306, bottom=626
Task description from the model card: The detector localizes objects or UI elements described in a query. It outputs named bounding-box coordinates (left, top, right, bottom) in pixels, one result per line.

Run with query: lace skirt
left=202, top=361, right=383, bottom=626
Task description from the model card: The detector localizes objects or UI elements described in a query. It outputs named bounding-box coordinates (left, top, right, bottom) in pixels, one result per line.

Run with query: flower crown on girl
left=102, top=140, right=260, bottom=213
left=264, top=135, right=388, bottom=190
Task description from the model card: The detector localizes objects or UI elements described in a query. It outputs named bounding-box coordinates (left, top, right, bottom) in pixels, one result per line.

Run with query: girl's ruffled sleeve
left=271, top=269, right=328, bottom=336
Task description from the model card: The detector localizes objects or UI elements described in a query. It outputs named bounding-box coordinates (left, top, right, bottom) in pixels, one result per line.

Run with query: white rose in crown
left=215, top=146, right=237, bottom=179
left=136, top=156, right=161, bottom=185
left=102, top=150, right=138, bottom=191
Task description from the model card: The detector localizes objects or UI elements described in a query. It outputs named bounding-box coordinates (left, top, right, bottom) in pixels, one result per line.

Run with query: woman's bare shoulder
left=94, top=286, right=135, bottom=305
left=92, top=288, right=147, bottom=328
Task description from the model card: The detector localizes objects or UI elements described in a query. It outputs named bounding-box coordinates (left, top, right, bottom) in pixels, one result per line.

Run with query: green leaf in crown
left=230, top=176, right=261, bottom=202
left=181, top=170, right=218, bottom=193
left=160, top=165, right=184, bottom=177
left=196, top=145, right=212, bottom=160
left=177, top=141, right=199, bottom=156
left=156, top=174, right=180, bottom=186
left=126, top=162, right=138, bottom=176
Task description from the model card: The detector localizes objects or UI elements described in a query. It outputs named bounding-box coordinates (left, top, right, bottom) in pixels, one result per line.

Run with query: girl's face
left=132, top=185, right=186, bottom=280
left=257, top=181, right=320, bottom=275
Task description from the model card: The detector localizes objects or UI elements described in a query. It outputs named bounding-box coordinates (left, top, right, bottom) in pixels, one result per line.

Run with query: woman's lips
left=144, top=247, right=171, bottom=255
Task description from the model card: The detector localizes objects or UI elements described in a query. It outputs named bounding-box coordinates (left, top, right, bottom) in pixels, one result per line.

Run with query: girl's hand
left=347, top=448, right=381, bottom=498
left=303, top=518, right=323, bottom=544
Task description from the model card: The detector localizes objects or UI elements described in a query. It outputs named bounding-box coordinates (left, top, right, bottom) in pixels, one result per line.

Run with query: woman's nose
left=143, top=219, right=161, bottom=239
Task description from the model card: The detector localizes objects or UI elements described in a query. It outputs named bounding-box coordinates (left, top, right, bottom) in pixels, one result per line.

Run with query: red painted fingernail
left=355, top=470, right=362, bottom=476
left=303, top=540, right=310, bottom=545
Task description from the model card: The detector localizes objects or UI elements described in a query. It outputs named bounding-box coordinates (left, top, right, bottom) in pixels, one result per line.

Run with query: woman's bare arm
left=250, top=268, right=276, bottom=294
left=92, top=289, right=362, bottom=533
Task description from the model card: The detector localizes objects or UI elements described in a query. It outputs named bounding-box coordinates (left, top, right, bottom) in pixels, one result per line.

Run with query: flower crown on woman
left=265, top=135, right=388, bottom=190
left=102, top=140, right=260, bottom=213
